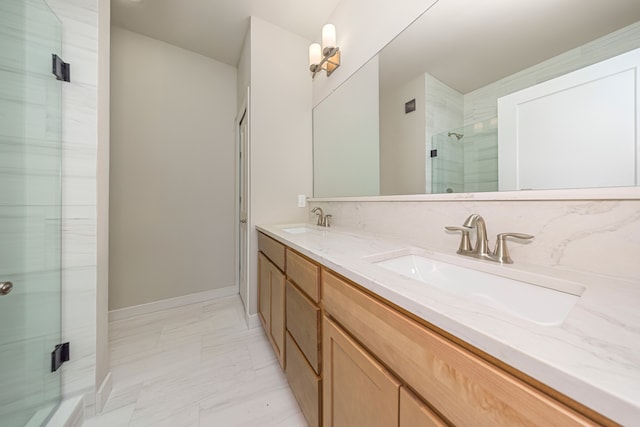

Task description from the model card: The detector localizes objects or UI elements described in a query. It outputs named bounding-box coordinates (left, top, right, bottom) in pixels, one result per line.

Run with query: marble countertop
left=256, top=223, right=640, bottom=426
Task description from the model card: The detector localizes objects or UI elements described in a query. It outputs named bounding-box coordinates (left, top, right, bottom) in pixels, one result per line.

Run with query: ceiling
left=112, top=0, right=640, bottom=92
left=110, top=0, right=342, bottom=66
left=379, top=0, right=640, bottom=94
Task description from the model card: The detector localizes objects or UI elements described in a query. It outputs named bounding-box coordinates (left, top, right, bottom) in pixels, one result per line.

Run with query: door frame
left=235, top=87, right=251, bottom=325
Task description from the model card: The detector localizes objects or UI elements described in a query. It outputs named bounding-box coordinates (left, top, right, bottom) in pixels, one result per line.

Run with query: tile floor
left=83, top=295, right=307, bottom=427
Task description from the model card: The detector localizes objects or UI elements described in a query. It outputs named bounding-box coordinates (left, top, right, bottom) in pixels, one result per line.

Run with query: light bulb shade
left=322, top=24, right=336, bottom=50
left=309, top=43, right=322, bottom=67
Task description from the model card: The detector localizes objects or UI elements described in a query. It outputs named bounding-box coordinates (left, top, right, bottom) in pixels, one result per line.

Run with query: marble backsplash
left=309, top=197, right=640, bottom=282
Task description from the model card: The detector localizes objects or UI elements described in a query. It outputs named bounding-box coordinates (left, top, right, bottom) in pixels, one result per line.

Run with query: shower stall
left=0, top=0, right=64, bottom=425
left=431, top=118, right=499, bottom=194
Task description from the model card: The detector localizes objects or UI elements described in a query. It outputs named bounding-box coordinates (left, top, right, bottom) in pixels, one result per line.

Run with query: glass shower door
left=0, top=0, right=63, bottom=425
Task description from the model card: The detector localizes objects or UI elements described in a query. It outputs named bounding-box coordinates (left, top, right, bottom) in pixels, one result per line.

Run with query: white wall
left=380, top=74, right=425, bottom=195
left=245, top=17, right=313, bottom=317
left=314, top=57, right=379, bottom=197
left=312, top=0, right=439, bottom=107
left=109, top=28, right=237, bottom=310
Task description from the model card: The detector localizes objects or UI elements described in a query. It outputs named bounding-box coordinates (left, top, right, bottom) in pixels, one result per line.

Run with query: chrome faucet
left=446, top=214, right=533, bottom=264
left=312, top=207, right=332, bottom=227
left=463, top=214, right=490, bottom=257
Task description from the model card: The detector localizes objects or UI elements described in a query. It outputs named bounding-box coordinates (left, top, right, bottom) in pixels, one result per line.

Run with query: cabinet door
left=258, top=252, right=286, bottom=369
left=400, top=387, right=447, bottom=427
left=270, top=262, right=286, bottom=368
left=323, top=316, right=400, bottom=427
left=258, top=252, right=271, bottom=332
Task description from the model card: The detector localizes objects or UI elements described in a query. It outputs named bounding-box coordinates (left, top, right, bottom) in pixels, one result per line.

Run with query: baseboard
left=95, top=372, right=112, bottom=414
left=245, top=312, right=261, bottom=329
left=109, top=285, right=238, bottom=321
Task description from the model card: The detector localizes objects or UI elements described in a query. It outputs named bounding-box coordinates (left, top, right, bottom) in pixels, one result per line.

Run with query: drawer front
left=286, top=249, right=320, bottom=302
left=322, top=270, right=596, bottom=427
left=286, top=281, right=321, bottom=374
left=286, top=332, right=321, bottom=427
left=258, top=232, right=285, bottom=271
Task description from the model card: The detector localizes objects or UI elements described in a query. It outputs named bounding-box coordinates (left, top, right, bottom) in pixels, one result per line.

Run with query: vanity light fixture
left=309, top=24, right=341, bottom=78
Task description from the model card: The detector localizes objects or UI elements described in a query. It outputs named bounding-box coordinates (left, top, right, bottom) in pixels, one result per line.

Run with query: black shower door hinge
left=52, top=54, right=70, bottom=82
left=430, top=149, right=438, bottom=158
left=51, top=342, right=70, bottom=372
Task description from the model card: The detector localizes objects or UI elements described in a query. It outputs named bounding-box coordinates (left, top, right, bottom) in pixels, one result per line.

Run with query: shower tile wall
left=46, top=0, right=99, bottom=408
left=462, top=122, right=497, bottom=193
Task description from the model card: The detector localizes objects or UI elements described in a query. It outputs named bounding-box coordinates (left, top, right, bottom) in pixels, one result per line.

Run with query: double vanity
left=256, top=221, right=639, bottom=426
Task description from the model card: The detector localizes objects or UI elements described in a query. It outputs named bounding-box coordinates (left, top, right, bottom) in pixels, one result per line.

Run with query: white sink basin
left=282, top=226, right=311, bottom=234
left=374, top=253, right=581, bottom=326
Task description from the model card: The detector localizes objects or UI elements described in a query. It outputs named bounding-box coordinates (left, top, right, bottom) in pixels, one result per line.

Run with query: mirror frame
left=309, top=186, right=640, bottom=202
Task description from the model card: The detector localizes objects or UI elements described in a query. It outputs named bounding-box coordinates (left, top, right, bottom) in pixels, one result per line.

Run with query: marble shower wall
left=310, top=198, right=640, bottom=282
left=47, top=0, right=99, bottom=406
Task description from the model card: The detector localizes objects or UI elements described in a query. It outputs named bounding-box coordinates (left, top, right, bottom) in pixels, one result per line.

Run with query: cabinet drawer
left=286, top=281, right=321, bottom=374
left=322, top=270, right=596, bottom=427
left=286, top=249, right=320, bottom=302
left=258, top=232, right=285, bottom=271
left=286, top=332, right=321, bottom=427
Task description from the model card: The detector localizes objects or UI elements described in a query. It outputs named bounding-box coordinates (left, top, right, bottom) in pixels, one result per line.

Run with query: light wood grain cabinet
left=256, top=233, right=609, bottom=427
left=323, top=316, right=400, bottom=427
left=286, top=280, right=321, bottom=373
left=399, top=387, right=448, bottom=427
left=257, top=235, right=286, bottom=369
left=286, top=332, right=321, bottom=427
left=285, top=249, right=322, bottom=426
left=322, top=270, right=599, bottom=427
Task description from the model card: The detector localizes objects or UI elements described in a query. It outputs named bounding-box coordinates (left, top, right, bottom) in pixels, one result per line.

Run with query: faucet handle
left=445, top=226, right=472, bottom=253
left=323, top=214, right=332, bottom=227
left=493, top=232, right=534, bottom=264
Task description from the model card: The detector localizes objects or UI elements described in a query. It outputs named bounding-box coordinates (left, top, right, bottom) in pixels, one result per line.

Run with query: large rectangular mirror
left=313, top=0, right=640, bottom=197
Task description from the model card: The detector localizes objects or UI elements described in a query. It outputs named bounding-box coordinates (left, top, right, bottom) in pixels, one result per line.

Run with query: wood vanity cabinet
left=257, top=232, right=609, bottom=427
left=257, top=234, right=286, bottom=369
left=285, top=249, right=322, bottom=427
left=322, top=270, right=600, bottom=427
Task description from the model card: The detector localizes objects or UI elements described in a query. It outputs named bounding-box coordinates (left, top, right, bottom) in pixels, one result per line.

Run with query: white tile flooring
left=83, top=295, right=307, bottom=427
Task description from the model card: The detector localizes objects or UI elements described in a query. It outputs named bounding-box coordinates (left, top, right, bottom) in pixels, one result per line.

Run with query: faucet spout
left=446, top=214, right=534, bottom=264
left=462, top=214, right=490, bottom=256
left=311, top=207, right=325, bottom=226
